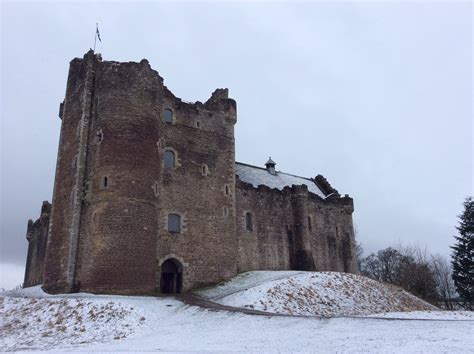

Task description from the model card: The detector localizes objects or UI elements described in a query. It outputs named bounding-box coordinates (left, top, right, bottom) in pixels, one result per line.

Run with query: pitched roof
left=235, top=162, right=325, bottom=198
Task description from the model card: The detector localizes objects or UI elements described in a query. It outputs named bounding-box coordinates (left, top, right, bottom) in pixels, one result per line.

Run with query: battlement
left=68, top=51, right=236, bottom=127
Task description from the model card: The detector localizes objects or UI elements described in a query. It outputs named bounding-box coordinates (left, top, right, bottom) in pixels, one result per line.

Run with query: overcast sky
left=1, top=1, right=472, bottom=289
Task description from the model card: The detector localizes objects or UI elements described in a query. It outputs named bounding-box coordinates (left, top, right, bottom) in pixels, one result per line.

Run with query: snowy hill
left=0, top=286, right=153, bottom=351
left=1, top=273, right=473, bottom=352
left=197, top=271, right=436, bottom=316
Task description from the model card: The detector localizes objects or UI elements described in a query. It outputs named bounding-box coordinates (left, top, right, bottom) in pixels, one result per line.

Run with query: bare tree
left=360, top=243, right=440, bottom=305
left=397, top=244, right=438, bottom=304
left=431, top=254, right=456, bottom=310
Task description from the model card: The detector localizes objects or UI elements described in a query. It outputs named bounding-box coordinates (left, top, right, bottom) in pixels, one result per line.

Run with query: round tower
left=76, top=57, right=163, bottom=294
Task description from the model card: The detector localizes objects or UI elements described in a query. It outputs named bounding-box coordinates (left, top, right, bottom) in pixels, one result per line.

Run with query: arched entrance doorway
left=160, top=258, right=183, bottom=294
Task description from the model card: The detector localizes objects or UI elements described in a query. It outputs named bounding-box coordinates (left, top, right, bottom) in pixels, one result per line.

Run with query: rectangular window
left=164, top=109, right=173, bottom=124
left=246, top=212, right=253, bottom=231
left=168, top=214, right=181, bottom=233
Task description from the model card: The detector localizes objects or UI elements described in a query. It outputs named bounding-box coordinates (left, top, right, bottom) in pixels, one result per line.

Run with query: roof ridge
left=235, top=161, right=313, bottom=182
left=235, top=161, right=267, bottom=171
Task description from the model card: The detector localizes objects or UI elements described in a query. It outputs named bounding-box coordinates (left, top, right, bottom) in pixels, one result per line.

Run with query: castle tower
left=290, top=185, right=316, bottom=271
left=43, top=51, right=238, bottom=294
left=155, top=87, right=238, bottom=291
left=43, top=51, right=163, bottom=294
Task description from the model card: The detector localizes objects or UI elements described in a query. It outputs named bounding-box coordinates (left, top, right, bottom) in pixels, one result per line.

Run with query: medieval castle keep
left=24, top=50, right=357, bottom=294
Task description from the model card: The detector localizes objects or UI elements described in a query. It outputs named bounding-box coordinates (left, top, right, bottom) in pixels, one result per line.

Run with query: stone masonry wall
left=42, top=51, right=240, bottom=294
left=75, top=57, right=163, bottom=294
left=43, top=53, right=93, bottom=293
left=24, top=201, right=51, bottom=287
left=306, top=194, right=357, bottom=273
left=235, top=180, right=292, bottom=272
left=235, top=178, right=357, bottom=274
left=157, top=88, right=238, bottom=291
left=32, top=51, right=356, bottom=295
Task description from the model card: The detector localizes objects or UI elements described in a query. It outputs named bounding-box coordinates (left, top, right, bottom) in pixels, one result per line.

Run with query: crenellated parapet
left=313, top=174, right=340, bottom=198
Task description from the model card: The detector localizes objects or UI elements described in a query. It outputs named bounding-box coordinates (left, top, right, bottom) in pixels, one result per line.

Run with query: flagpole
left=93, top=23, right=98, bottom=52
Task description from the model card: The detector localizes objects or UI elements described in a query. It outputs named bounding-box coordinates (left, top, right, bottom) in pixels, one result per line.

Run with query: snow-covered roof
left=235, top=162, right=326, bottom=198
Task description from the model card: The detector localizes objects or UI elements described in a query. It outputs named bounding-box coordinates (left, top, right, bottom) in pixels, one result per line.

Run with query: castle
left=24, top=50, right=357, bottom=294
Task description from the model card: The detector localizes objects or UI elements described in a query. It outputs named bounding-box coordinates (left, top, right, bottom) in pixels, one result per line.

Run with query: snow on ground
left=196, top=270, right=303, bottom=300
left=1, top=277, right=473, bottom=352
left=85, top=307, right=474, bottom=353
left=0, top=286, right=152, bottom=351
left=204, top=271, right=436, bottom=316
left=368, top=310, right=474, bottom=320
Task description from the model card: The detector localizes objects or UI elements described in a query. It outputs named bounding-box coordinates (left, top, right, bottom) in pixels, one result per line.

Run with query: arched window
left=164, top=109, right=173, bottom=124
left=168, top=214, right=181, bottom=233
left=245, top=212, right=253, bottom=231
left=164, top=150, right=175, bottom=168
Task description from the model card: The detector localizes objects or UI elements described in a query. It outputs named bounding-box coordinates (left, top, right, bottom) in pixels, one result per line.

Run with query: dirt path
left=174, top=293, right=474, bottom=322
left=175, top=293, right=291, bottom=317
left=199, top=271, right=305, bottom=301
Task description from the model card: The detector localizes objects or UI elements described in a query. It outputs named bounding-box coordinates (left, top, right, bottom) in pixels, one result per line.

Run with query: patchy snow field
left=200, top=271, right=436, bottom=316
left=1, top=273, right=473, bottom=352
left=0, top=287, right=152, bottom=351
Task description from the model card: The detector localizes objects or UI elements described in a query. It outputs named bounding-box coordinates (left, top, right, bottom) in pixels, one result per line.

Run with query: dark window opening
left=164, top=109, right=173, bottom=124
left=164, top=150, right=175, bottom=168
left=168, top=214, right=181, bottom=233
left=103, top=176, right=108, bottom=188
left=225, top=185, right=229, bottom=195
left=245, top=212, right=253, bottom=231
left=96, top=129, right=103, bottom=142
left=308, top=216, right=312, bottom=232
left=196, top=121, right=201, bottom=128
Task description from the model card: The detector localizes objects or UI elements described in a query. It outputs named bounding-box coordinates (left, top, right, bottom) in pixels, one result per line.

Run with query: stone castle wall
left=235, top=180, right=357, bottom=274
left=43, top=52, right=165, bottom=294
left=24, top=201, right=51, bottom=287
left=25, top=51, right=357, bottom=295
left=156, top=88, right=238, bottom=290
left=75, top=55, right=163, bottom=294
left=41, top=51, right=241, bottom=294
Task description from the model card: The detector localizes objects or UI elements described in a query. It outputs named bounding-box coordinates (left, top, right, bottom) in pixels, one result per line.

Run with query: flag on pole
left=96, top=24, right=101, bottom=42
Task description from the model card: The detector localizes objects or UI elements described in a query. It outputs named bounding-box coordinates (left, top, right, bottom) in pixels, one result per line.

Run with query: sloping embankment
left=197, top=271, right=437, bottom=317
